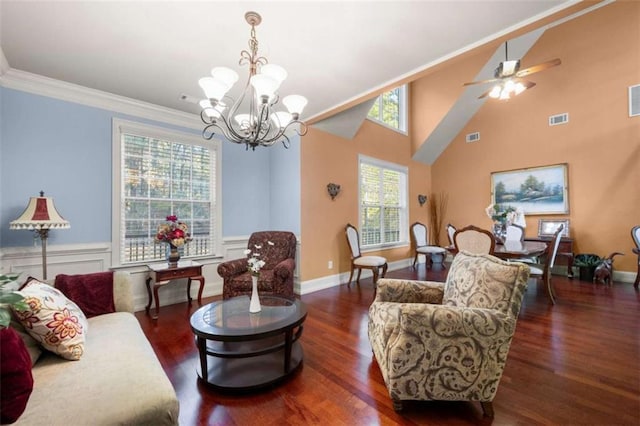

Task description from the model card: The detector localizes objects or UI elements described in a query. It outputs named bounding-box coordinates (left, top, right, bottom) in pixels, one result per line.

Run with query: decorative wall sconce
left=327, top=183, right=341, bottom=200
left=418, top=194, right=427, bottom=206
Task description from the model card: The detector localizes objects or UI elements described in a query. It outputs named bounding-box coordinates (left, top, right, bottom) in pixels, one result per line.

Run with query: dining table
left=446, top=240, right=548, bottom=259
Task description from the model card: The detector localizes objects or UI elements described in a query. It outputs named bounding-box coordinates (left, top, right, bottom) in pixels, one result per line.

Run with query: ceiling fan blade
left=515, top=58, right=561, bottom=78
left=478, top=89, right=493, bottom=99
left=463, top=78, right=499, bottom=86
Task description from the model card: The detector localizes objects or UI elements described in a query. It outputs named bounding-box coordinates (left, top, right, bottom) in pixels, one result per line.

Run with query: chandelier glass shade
left=198, top=11, right=308, bottom=150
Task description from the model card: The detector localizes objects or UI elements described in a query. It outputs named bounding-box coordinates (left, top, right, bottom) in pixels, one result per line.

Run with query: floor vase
left=249, top=275, right=261, bottom=313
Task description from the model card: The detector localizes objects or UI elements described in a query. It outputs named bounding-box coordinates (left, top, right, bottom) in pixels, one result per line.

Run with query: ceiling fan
left=463, top=42, right=561, bottom=100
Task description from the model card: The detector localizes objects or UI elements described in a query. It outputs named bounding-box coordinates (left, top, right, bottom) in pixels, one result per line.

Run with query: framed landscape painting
left=490, top=163, right=569, bottom=215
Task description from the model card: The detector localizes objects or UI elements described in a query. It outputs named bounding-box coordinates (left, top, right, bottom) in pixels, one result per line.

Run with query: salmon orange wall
left=417, top=2, right=640, bottom=273
left=300, top=121, right=431, bottom=282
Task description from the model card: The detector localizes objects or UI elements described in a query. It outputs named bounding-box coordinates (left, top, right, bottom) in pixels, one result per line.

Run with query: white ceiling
left=0, top=1, right=576, bottom=122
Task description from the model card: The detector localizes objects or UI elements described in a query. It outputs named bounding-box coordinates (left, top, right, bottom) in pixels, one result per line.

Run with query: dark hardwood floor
left=135, top=265, right=640, bottom=425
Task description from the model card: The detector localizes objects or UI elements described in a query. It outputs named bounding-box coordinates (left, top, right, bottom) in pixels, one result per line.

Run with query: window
left=359, top=155, right=408, bottom=249
left=367, top=85, right=407, bottom=133
left=112, top=119, right=221, bottom=266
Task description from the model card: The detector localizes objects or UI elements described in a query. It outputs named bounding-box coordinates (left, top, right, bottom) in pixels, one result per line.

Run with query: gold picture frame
left=490, top=163, right=569, bottom=215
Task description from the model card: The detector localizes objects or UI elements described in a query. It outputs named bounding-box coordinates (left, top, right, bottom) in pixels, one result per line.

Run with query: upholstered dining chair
left=631, top=226, right=639, bottom=288
left=505, top=224, right=525, bottom=242
left=218, top=231, right=296, bottom=300
left=368, top=251, right=530, bottom=417
left=410, top=222, right=447, bottom=269
left=529, top=224, right=564, bottom=304
left=453, top=225, right=496, bottom=255
left=345, top=223, right=388, bottom=293
left=446, top=223, right=457, bottom=246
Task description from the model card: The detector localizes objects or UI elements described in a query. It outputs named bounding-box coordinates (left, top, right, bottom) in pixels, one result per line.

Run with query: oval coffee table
left=190, top=295, right=307, bottom=391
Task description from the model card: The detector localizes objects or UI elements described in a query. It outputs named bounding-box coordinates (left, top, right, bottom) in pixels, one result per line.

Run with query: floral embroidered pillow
left=12, top=279, right=88, bottom=360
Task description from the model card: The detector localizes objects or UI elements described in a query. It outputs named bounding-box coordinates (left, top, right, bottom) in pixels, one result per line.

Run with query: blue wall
left=0, top=87, right=301, bottom=249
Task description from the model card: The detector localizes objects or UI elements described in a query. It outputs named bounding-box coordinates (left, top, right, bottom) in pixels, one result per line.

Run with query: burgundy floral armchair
left=218, top=231, right=297, bottom=300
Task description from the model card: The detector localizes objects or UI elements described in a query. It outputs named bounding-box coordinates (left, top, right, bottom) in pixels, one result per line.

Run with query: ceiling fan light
left=499, top=89, right=510, bottom=100
left=514, top=82, right=526, bottom=95
left=489, top=85, right=501, bottom=99
left=261, top=64, right=288, bottom=84
left=199, top=77, right=230, bottom=101
left=211, top=67, right=239, bottom=88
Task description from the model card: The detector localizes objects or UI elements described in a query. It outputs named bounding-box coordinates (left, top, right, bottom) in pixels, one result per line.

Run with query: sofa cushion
left=12, top=279, right=88, bottom=360
left=15, top=313, right=180, bottom=425
left=54, top=272, right=115, bottom=318
left=0, top=327, right=34, bottom=424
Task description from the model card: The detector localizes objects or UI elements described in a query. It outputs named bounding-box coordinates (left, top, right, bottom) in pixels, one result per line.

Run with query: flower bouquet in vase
left=154, top=215, right=192, bottom=267
left=245, top=241, right=273, bottom=313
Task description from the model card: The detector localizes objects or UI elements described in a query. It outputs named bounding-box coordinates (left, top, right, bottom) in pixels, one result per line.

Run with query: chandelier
left=198, top=11, right=308, bottom=151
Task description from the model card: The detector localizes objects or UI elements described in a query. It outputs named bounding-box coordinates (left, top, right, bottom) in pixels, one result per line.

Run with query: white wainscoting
left=0, top=235, right=305, bottom=314
left=6, top=241, right=631, bottom=310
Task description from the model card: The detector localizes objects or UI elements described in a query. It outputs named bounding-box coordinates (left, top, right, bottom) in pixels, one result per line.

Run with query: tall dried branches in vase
left=428, top=192, right=448, bottom=246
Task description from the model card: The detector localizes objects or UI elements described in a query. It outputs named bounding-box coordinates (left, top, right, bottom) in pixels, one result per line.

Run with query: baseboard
left=298, top=258, right=413, bottom=295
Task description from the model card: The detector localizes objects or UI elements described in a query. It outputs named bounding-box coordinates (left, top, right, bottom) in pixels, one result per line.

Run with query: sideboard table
left=146, top=260, right=205, bottom=319
left=525, top=236, right=575, bottom=278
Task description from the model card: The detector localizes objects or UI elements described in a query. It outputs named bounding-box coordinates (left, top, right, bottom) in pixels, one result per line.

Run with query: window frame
left=366, top=84, right=408, bottom=135
left=358, top=154, right=409, bottom=252
left=111, top=118, right=222, bottom=267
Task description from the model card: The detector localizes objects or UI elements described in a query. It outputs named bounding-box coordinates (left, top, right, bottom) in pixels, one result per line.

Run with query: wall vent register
left=466, top=132, right=480, bottom=143
left=549, top=113, right=569, bottom=126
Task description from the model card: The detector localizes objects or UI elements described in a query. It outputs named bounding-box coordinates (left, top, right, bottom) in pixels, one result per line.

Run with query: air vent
left=466, top=132, right=480, bottom=143
left=549, top=113, right=569, bottom=126
left=629, top=84, right=640, bottom=117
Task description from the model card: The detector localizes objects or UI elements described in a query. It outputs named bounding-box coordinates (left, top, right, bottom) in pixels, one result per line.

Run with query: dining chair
left=453, top=225, right=496, bottom=255
left=632, top=225, right=640, bottom=288
left=345, top=224, right=388, bottom=294
left=410, top=222, right=447, bottom=269
left=446, top=223, right=457, bottom=246
left=505, top=224, right=525, bottom=242
left=529, top=224, right=564, bottom=304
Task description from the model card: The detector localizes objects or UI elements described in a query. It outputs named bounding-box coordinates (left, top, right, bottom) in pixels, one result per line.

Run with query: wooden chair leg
left=634, top=261, right=639, bottom=288
left=356, top=269, right=362, bottom=285
left=412, top=252, right=418, bottom=269
left=547, top=275, right=556, bottom=305
left=480, top=401, right=494, bottom=418
left=381, top=263, right=388, bottom=278
left=392, top=399, right=403, bottom=412
left=347, top=267, right=355, bottom=287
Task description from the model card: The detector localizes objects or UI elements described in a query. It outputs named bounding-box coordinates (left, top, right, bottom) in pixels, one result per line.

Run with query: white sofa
left=15, top=272, right=180, bottom=425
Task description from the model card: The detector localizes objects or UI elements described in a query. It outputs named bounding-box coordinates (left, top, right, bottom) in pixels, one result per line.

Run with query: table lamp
left=10, top=191, right=70, bottom=279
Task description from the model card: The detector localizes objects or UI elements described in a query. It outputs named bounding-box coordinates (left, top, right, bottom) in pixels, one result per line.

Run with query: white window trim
left=358, top=154, right=409, bottom=252
left=366, top=85, right=408, bottom=135
left=111, top=118, right=222, bottom=267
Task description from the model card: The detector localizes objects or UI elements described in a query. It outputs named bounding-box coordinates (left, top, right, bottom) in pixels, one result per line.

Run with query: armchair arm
left=217, top=258, right=248, bottom=279
left=273, top=258, right=295, bottom=280
left=375, top=278, right=444, bottom=304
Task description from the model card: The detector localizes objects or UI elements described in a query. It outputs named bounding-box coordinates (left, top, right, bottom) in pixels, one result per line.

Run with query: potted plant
left=573, top=254, right=602, bottom=282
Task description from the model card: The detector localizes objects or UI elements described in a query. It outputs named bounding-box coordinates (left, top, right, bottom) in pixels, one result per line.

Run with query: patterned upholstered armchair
left=218, top=231, right=297, bottom=300
left=368, top=251, right=530, bottom=417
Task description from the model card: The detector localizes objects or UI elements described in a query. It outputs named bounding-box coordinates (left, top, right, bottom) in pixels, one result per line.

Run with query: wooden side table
left=146, top=260, right=205, bottom=320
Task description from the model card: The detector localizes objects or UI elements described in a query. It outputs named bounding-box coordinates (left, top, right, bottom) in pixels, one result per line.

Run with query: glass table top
left=191, top=296, right=306, bottom=338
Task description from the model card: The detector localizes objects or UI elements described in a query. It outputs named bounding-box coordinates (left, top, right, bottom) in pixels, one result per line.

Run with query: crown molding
left=0, top=68, right=201, bottom=130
